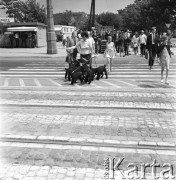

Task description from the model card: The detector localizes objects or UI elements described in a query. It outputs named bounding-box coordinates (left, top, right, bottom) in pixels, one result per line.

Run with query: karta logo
left=104, top=158, right=175, bottom=179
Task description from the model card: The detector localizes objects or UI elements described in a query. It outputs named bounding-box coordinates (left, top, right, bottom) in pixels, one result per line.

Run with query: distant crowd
left=9, top=32, right=37, bottom=48
left=65, top=27, right=174, bottom=84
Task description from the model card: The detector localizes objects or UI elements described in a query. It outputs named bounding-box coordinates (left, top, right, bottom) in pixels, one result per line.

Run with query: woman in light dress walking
left=157, top=35, right=174, bottom=84
left=104, top=36, right=117, bottom=73
left=132, top=31, right=139, bottom=55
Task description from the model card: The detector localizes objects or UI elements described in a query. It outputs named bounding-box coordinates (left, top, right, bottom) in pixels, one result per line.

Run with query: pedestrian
left=123, top=35, right=131, bottom=57
left=28, top=32, right=33, bottom=48
left=87, top=31, right=95, bottom=54
left=22, top=32, right=28, bottom=48
left=32, top=33, right=37, bottom=48
left=62, top=34, right=67, bottom=48
left=66, top=32, right=78, bottom=66
left=114, top=30, right=119, bottom=52
left=132, top=31, right=139, bottom=55
left=146, top=27, right=160, bottom=70
left=117, top=32, right=125, bottom=57
left=92, top=30, right=98, bottom=54
left=139, top=30, right=147, bottom=57
left=72, top=31, right=78, bottom=60
left=104, top=36, right=116, bottom=73
left=14, top=32, right=19, bottom=48
left=157, top=35, right=174, bottom=84
left=66, top=31, right=94, bottom=68
left=9, top=33, right=14, bottom=48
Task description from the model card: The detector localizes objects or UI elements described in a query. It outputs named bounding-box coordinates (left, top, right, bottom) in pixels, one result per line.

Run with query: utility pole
left=89, top=0, right=95, bottom=30
left=46, top=0, right=57, bottom=54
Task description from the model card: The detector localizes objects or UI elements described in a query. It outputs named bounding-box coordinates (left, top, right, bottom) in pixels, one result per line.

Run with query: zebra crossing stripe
left=3, top=78, right=8, bottom=87
left=47, top=79, right=62, bottom=87
left=114, top=79, right=138, bottom=87
left=19, top=78, right=25, bottom=87
left=90, top=83, right=102, bottom=88
left=73, top=84, right=82, bottom=88
left=34, top=79, right=42, bottom=87
left=101, top=80, right=121, bottom=88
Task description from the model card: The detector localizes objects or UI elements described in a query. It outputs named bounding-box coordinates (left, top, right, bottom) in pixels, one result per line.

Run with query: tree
left=96, top=12, right=122, bottom=29
left=118, top=0, right=176, bottom=32
left=0, top=0, right=46, bottom=23
left=54, top=10, right=89, bottom=30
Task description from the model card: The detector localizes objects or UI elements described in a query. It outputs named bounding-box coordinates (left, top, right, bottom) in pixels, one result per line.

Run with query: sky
left=0, top=0, right=135, bottom=17
left=37, top=0, right=135, bottom=14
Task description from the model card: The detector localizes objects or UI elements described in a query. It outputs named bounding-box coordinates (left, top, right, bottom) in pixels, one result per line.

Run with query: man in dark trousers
left=146, top=27, right=160, bottom=70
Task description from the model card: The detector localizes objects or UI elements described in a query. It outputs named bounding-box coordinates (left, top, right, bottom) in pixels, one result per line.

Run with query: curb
left=0, top=86, right=175, bottom=93
left=1, top=103, right=175, bottom=111
left=0, top=135, right=175, bottom=150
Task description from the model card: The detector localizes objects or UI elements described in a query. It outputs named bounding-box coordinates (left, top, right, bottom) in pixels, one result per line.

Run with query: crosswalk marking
left=3, top=78, right=8, bottom=87
left=19, top=78, right=25, bottom=87
left=73, top=84, right=82, bottom=88
left=34, top=79, right=42, bottom=87
left=47, top=79, right=62, bottom=87
left=101, top=80, right=121, bottom=88
left=2, top=59, right=176, bottom=89
left=114, top=79, right=138, bottom=87
left=90, top=82, right=102, bottom=88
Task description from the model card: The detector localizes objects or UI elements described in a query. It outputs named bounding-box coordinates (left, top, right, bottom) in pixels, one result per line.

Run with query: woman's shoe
left=160, top=80, right=164, bottom=83
left=165, top=80, right=169, bottom=85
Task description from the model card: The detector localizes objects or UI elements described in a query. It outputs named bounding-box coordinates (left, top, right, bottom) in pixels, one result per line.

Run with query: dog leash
left=71, top=58, right=89, bottom=74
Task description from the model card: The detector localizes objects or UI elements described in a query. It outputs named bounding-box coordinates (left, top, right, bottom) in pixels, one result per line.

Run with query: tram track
left=1, top=136, right=176, bottom=152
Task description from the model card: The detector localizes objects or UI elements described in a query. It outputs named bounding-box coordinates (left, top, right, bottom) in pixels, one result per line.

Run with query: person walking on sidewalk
left=157, top=35, right=174, bottom=85
left=139, top=30, right=147, bottom=57
left=146, top=27, right=160, bottom=70
left=104, top=36, right=117, bottom=73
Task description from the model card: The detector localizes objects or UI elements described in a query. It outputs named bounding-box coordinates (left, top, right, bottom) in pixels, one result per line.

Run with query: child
left=104, top=36, right=116, bottom=73
left=157, top=36, right=174, bottom=84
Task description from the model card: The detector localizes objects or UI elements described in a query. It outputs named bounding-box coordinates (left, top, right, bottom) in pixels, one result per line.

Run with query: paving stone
left=139, top=141, right=157, bottom=146
left=157, top=142, right=175, bottom=146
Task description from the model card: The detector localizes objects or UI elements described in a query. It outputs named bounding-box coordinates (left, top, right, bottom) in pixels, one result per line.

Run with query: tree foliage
left=0, top=0, right=46, bottom=23
left=54, top=10, right=89, bottom=30
left=118, top=0, right=176, bottom=32
left=96, top=12, right=123, bottom=29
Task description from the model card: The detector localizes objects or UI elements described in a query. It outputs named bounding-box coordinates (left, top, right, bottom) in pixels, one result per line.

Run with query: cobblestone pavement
left=0, top=142, right=176, bottom=180
left=0, top=54, right=176, bottom=179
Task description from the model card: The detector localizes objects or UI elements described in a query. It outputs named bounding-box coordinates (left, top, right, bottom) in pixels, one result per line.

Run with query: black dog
left=65, top=67, right=73, bottom=81
left=70, top=66, right=84, bottom=85
left=65, top=60, right=81, bottom=81
left=83, top=65, right=93, bottom=84
left=94, top=65, right=108, bottom=80
left=71, top=71, right=83, bottom=85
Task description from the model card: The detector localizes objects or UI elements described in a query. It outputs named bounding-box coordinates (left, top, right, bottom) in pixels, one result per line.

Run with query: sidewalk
left=0, top=42, right=176, bottom=58
left=0, top=42, right=67, bottom=58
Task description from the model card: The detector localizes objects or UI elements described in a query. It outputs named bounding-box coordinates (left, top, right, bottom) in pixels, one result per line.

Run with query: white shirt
left=63, top=34, right=66, bottom=40
left=152, top=33, right=155, bottom=44
left=77, top=39, right=92, bottom=54
left=67, top=39, right=93, bottom=55
left=15, top=33, right=19, bottom=39
left=88, top=37, right=95, bottom=51
left=132, top=35, right=139, bottom=45
left=139, top=34, right=147, bottom=45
